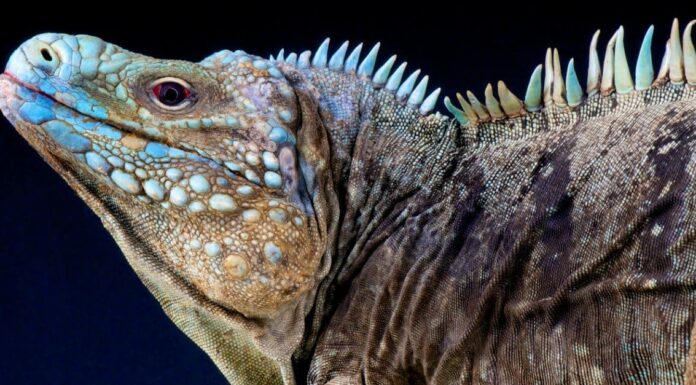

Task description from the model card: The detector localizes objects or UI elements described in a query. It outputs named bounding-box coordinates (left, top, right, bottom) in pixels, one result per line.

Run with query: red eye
left=152, top=81, right=191, bottom=106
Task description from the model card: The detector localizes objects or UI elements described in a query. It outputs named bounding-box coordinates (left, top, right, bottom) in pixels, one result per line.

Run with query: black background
left=0, top=4, right=692, bottom=384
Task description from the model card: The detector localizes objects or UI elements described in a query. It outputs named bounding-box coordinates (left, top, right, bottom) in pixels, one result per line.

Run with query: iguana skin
left=3, top=21, right=696, bottom=385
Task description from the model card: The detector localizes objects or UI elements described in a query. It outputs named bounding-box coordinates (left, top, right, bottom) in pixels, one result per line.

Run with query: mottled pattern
left=3, top=28, right=696, bottom=385
left=307, top=92, right=696, bottom=384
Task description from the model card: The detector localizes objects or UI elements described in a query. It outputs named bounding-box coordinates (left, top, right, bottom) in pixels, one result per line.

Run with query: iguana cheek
left=148, top=193, right=318, bottom=318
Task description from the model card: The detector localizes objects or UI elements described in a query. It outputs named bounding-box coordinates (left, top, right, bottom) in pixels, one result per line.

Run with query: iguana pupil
left=154, top=82, right=187, bottom=105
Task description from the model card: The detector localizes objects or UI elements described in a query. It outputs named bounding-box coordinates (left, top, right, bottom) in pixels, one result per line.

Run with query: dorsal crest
left=443, top=18, right=696, bottom=146
left=270, top=38, right=443, bottom=115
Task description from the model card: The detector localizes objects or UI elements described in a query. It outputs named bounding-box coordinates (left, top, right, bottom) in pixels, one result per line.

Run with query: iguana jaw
left=0, top=74, right=241, bottom=310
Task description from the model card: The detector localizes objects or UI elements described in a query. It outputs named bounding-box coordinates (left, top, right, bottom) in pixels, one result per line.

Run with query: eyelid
left=150, top=76, right=193, bottom=89
left=148, top=77, right=195, bottom=111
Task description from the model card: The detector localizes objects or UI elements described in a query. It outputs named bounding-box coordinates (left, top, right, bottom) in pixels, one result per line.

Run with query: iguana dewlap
left=3, top=18, right=696, bottom=385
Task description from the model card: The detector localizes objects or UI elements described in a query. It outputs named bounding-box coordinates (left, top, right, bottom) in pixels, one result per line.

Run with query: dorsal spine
left=444, top=19, right=696, bottom=135
left=270, top=39, right=442, bottom=115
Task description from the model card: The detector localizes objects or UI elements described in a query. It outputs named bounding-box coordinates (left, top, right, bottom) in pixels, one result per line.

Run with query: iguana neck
left=289, top=66, right=458, bottom=366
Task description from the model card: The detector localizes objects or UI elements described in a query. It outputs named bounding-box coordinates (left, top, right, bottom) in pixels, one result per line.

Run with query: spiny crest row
left=445, top=19, right=696, bottom=126
left=270, top=39, right=441, bottom=115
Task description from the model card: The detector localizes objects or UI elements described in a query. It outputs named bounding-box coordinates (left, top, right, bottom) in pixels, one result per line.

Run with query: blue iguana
left=3, top=17, right=696, bottom=385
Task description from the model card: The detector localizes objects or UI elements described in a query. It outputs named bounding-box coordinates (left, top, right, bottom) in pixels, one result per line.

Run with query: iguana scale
left=3, top=17, right=696, bottom=385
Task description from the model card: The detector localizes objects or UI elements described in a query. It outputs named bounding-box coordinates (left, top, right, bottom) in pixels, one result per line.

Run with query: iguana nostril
left=40, top=48, right=52, bottom=62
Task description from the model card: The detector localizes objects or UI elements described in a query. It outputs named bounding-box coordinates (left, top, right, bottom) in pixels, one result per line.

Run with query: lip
left=2, top=72, right=23, bottom=89
left=0, top=73, right=250, bottom=184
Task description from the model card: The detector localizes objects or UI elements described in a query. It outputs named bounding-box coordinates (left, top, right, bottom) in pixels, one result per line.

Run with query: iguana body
left=3, top=18, right=696, bottom=385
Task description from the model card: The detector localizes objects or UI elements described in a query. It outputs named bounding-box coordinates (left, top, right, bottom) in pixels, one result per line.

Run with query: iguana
left=3, top=16, right=696, bottom=385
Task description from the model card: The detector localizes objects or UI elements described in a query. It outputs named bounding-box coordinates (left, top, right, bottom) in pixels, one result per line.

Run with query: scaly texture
left=3, top=19, right=696, bottom=385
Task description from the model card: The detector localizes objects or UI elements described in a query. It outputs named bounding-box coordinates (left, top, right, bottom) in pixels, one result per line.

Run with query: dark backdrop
left=0, top=4, right=691, bottom=384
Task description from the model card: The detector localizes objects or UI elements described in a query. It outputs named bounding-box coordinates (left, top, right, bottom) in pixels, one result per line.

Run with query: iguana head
left=0, top=33, right=328, bottom=320
left=0, top=32, right=445, bottom=384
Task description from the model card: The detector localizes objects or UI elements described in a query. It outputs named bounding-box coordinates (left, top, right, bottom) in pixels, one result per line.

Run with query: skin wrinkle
left=6, top=29, right=696, bottom=385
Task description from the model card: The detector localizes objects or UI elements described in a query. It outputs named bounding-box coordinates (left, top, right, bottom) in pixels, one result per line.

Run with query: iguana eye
left=150, top=77, right=193, bottom=110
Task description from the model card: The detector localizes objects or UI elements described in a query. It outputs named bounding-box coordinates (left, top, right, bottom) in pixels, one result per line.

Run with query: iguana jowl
left=3, top=17, right=696, bottom=385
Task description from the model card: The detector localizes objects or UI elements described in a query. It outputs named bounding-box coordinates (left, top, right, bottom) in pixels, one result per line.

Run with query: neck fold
left=288, top=66, right=458, bottom=371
